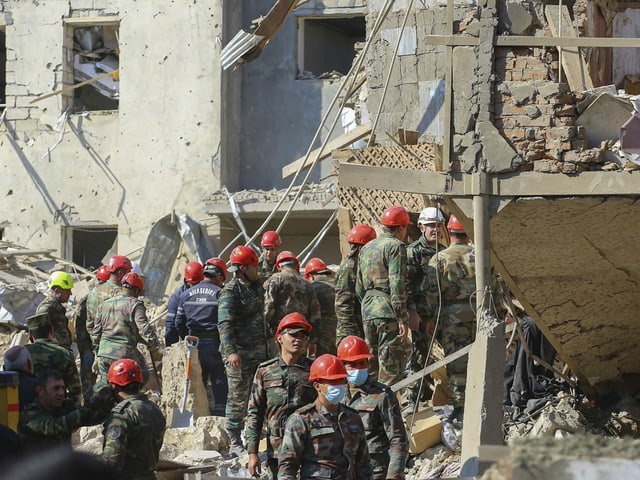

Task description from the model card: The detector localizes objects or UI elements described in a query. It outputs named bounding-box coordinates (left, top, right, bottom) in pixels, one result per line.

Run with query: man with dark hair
left=3, top=345, right=37, bottom=410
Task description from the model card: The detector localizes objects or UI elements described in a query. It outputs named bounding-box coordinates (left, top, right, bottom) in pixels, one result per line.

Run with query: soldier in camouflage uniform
left=304, top=258, right=337, bottom=356
left=259, top=230, right=282, bottom=284
left=94, top=273, right=162, bottom=385
left=278, top=354, right=371, bottom=480
left=102, top=359, right=165, bottom=480
left=25, top=313, right=81, bottom=402
left=423, top=215, right=476, bottom=408
left=338, top=336, right=408, bottom=480
left=404, top=207, right=447, bottom=413
left=36, top=271, right=74, bottom=349
left=86, top=255, right=133, bottom=347
left=264, top=251, right=320, bottom=357
left=335, top=224, right=377, bottom=345
left=246, top=314, right=316, bottom=479
left=356, top=206, right=412, bottom=386
left=218, top=245, right=267, bottom=457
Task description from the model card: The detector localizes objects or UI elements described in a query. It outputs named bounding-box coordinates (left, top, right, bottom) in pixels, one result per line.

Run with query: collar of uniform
left=277, top=355, right=310, bottom=369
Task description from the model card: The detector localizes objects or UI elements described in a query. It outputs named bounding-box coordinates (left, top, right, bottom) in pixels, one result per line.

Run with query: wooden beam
left=495, top=35, right=640, bottom=49
left=282, top=123, right=371, bottom=179
left=0, top=248, right=56, bottom=257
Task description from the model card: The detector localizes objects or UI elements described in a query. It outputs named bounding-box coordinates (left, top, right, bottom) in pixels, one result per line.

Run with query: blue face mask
left=323, top=384, right=347, bottom=405
left=347, top=368, right=368, bottom=386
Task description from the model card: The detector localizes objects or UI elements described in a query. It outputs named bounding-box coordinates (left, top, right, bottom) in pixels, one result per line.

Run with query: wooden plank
left=336, top=207, right=353, bottom=259
left=0, top=249, right=55, bottom=257
left=545, top=5, right=594, bottom=91
left=422, top=35, right=640, bottom=49
left=282, top=123, right=371, bottom=179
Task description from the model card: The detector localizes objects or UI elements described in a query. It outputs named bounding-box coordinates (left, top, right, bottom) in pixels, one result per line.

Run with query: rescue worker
left=218, top=245, right=267, bottom=457
left=423, top=214, right=476, bottom=411
left=404, top=207, right=447, bottom=414
left=175, top=260, right=227, bottom=416
left=246, top=313, right=316, bottom=479
left=74, top=265, right=110, bottom=394
left=165, top=262, right=201, bottom=347
left=93, top=273, right=162, bottom=385
left=204, top=257, right=228, bottom=288
left=304, top=257, right=337, bottom=356
left=36, top=271, right=74, bottom=349
left=86, top=255, right=133, bottom=346
left=264, top=251, right=320, bottom=358
left=101, top=359, right=166, bottom=480
left=337, top=336, right=408, bottom=480
left=335, top=224, right=377, bottom=345
left=3, top=345, right=37, bottom=410
left=259, top=230, right=282, bottom=284
left=356, top=206, right=412, bottom=386
left=278, top=354, right=371, bottom=480
left=25, top=313, right=81, bottom=402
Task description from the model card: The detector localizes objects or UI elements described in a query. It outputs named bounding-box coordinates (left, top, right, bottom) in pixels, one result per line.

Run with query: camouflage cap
left=26, top=312, right=51, bottom=331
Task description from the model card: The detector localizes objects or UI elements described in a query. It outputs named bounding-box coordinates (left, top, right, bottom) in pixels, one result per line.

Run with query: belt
left=189, top=329, right=219, bottom=339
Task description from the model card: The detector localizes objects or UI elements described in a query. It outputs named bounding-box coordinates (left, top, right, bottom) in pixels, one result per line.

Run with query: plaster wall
left=0, top=0, right=227, bottom=260
left=612, top=8, right=640, bottom=89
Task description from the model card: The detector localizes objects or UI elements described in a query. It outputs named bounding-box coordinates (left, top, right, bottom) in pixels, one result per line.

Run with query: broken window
left=63, top=19, right=119, bottom=112
left=297, top=16, right=365, bottom=79
left=0, top=28, right=6, bottom=112
left=62, top=226, right=117, bottom=270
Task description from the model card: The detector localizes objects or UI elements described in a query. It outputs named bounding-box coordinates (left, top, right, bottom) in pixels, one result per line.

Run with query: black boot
left=227, top=428, right=247, bottom=457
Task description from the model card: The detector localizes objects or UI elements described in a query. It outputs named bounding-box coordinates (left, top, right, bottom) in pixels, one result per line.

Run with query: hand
left=150, top=349, right=163, bottom=363
left=228, top=353, right=242, bottom=369
left=408, top=309, right=421, bottom=332
left=307, top=343, right=317, bottom=358
left=398, top=322, right=408, bottom=340
left=248, top=453, right=262, bottom=477
left=425, top=321, right=435, bottom=338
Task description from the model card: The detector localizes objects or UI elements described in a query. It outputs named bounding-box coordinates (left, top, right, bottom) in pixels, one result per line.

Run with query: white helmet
left=418, top=207, right=445, bottom=225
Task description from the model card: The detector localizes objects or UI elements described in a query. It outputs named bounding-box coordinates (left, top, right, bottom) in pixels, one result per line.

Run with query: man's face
left=37, top=378, right=66, bottom=411
left=277, top=329, right=309, bottom=355
left=422, top=222, right=443, bottom=245
left=54, top=287, right=72, bottom=303
left=262, top=247, right=278, bottom=263
left=241, top=264, right=259, bottom=283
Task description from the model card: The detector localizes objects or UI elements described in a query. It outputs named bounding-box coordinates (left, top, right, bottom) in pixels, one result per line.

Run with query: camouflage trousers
left=96, top=351, right=150, bottom=386
left=79, top=349, right=97, bottom=396
left=315, top=329, right=337, bottom=357
left=363, top=317, right=408, bottom=386
left=335, top=316, right=365, bottom=348
left=370, top=452, right=391, bottom=480
left=225, top=360, right=261, bottom=431
left=438, top=319, right=476, bottom=408
left=403, top=328, right=431, bottom=405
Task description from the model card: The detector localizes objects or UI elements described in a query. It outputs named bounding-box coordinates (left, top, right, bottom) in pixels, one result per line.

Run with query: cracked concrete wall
left=0, top=0, right=226, bottom=259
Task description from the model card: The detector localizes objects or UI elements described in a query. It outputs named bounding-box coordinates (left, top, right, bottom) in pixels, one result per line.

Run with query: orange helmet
left=204, top=257, right=228, bottom=280
left=108, top=358, right=143, bottom=386
left=229, top=245, right=260, bottom=266
left=107, top=255, right=132, bottom=274
left=347, top=224, right=377, bottom=246
left=309, top=354, right=348, bottom=382
left=304, top=258, right=329, bottom=280
left=380, top=206, right=412, bottom=227
left=261, top=230, right=282, bottom=248
left=276, top=251, right=299, bottom=271
left=95, top=265, right=110, bottom=282
left=184, top=261, right=204, bottom=284
left=337, top=335, right=374, bottom=362
left=276, top=312, right=313, bottom=336
left=121, top=272, right=144, bottom=291
left=447, top=214, right=465, bottom=233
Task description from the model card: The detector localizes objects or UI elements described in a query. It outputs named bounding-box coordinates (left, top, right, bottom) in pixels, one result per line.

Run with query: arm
left=218, top=286, right=239, bottom=360
left=382, top=391, right=409, bottom=479
left=174, top=292, right=187, bottom=334
left=263, top=280, right=276, bottom=337
left=389, top=243, right=409, bottom=326
left=101, top=413, right=129, bottom=472
left=19, top=404, right=95, bottom=439
left=354, top=418, right=373, bottom=480
left=246, top=369, right=267, bottom=476
left=133, top=302, right=161, bottom=353
left=63, top=352, right=82, bottom=402
left=165, top=290, right=180, bottom=346
left=278, top=413, right=306, bottom=480
left=85, top=290, right=99, bottom=345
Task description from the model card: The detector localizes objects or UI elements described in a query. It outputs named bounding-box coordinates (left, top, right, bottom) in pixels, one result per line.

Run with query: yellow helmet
left=48, top=271, right=74, bottom=290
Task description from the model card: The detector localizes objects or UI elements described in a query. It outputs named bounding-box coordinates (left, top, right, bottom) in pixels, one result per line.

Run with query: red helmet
left=304, top=257, right=329, bottom=280
left=380, top=206, right=412, bottom=227
left=276, top=251, right=299, bottom=271
left=204, top=257, right=228, bottom=280
left=261, top=230, right=282, bottom=248
left=184, top=261, right=204, bottom=284
left=107, top=255, right=133, bottom=274
left=309, top=354, right=348, bottom=382
left=108, top=358, right=143, bottom=386
left=121, top=272, right=144, bottom=291
left=337, top=335, right=374, bottom=362
left=229, top=246, right=260, bottom=266
left=447, top=214, right=465, bottom=233
left=95, top=265, right=110, bottom=282
left=276, top=312, right=313, bottom=336
left=347, top=224, right=377, bottom=246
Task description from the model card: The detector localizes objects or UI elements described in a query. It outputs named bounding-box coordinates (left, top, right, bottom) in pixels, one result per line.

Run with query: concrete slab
left=576, top=93, right=634, bottom=148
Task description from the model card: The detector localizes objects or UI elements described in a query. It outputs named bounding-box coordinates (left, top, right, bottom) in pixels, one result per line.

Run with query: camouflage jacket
left=73, top=294, right=93, bottom=354
left=406, top=236, right=446, bottom=318
left=356, top=232, right=409, bottom=325
left=86, top=280, right=122, bottom=346
left=18, top=398, right=102, bottom=452
left=218, top=276, right=268, bottom=361
left=310, top=276, right=337, bottom=356
left=259, top=256, right=277, bottom=285
left=246, top=356, right=316, bottom=457
left=423, top=242, right=476, bottom=323
left=279, top=402, right=372, bottom=480
left=263, top=268, right=321, bottom=342
left=36, top=295, right=72, bottom=349
left=94, top=294, right=161, bottom=360
left=346, top=377, right=408, bottom=479
left=335, top=248, right=364, bottom=342
left=102, top=394, right=166, bottom=480
left=26, top=339, right=81, bottom=401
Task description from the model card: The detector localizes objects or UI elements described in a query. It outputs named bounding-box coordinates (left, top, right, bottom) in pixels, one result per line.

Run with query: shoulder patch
left=106, top=425, right=124, bottom=440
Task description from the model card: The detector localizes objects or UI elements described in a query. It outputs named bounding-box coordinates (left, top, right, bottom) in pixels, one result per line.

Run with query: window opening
left=0, top=28, right=6, bottom=112
left=66, top=226, right=117, bottom=270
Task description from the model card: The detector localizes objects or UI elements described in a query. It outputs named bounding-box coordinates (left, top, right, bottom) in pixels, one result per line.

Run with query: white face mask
left=347, top=368, right=368, bottom=386
left=323, top=384, right=347, bottom=404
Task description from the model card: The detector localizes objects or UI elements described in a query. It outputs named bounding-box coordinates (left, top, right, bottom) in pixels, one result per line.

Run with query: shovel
left=171, top=335, right=199, bottom=427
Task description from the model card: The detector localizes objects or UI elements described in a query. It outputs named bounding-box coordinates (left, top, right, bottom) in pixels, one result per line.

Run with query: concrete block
left=4, top=108, right=31, bottom=121
left=5, top=84, right=28, bottom=96
left=195, top=415, right=230, bottom=451
left=407, top=408, right=442, bottom=454
left=509, top=82, right=537, bottom=105
left=460, top=142, right=481, bottom=171
left=164, top=426, right=214, bottom=451
left=478, top=120, right=521, bottom=172
left=576, top=93, right=634, bottom=148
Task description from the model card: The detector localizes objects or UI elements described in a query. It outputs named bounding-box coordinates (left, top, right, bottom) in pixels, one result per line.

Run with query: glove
left=84, top=383, right=115, bottom=416
left=150, top=349, right=163, bottom=363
